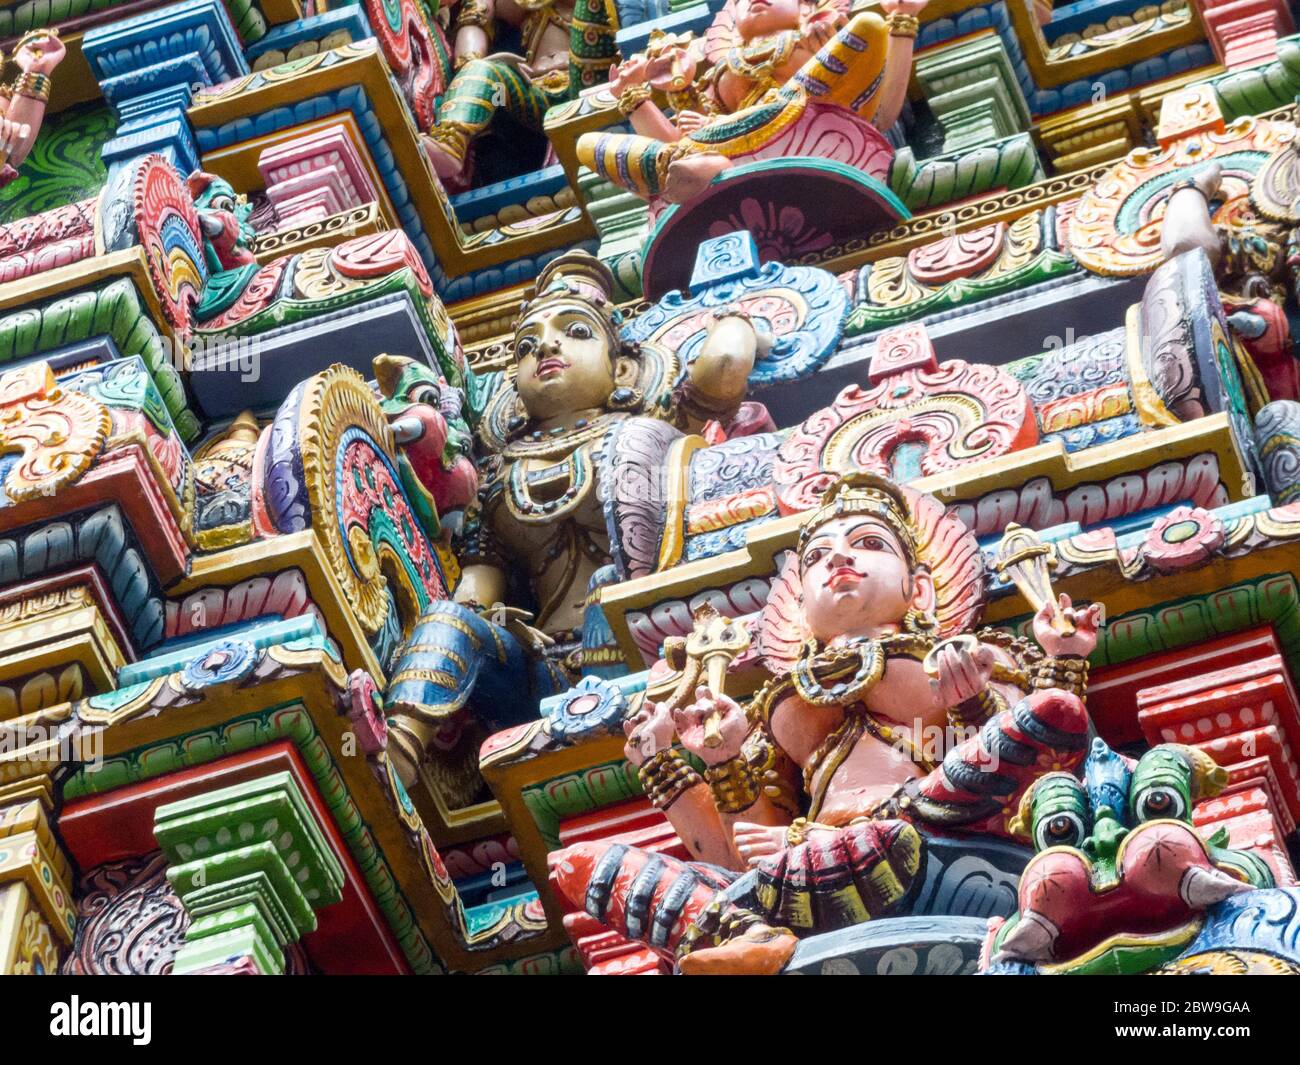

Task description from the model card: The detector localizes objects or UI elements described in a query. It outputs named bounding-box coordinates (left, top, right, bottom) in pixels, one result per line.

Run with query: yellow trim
left=1038, top=917, right=1202, bottom=974
left=656, top=434, right=706, bottom=571
left=1125, top=304, right=1179, bottom=428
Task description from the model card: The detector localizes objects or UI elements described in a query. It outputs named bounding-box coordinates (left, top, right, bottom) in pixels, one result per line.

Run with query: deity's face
left=733, top=0, right=804, bottom=39
left=798, top=514, right=934, bottom=643
left=514, top=303, right=635, bottom=422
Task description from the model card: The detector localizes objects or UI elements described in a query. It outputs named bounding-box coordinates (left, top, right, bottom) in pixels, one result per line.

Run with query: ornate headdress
left=795, top=471, right=918, bottom=564
left=515, top=250, right=626, bottom=345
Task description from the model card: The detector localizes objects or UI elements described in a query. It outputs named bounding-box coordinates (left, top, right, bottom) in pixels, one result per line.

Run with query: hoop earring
left=903, top=608, right=939, bottom=636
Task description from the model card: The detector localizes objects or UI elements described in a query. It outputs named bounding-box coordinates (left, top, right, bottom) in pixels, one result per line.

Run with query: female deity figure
left=551, top=472, right=1103, bottom=974
left=576, top=0, right=926, bottom=203
left=0, top=30, right=66, bottom=187
left=386, top=249, right=771, bottom=789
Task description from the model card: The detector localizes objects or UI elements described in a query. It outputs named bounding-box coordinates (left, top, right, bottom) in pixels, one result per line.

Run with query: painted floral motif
left=1141, top=505, right=1227, bottom=571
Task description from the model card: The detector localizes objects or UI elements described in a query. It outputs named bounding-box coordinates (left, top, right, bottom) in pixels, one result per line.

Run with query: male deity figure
left=576, top=0, right=927, bottom=203
left=550, top=473, right=1103, bottom=974
left=385, top=249, right=773, bottom=788
left=421, top=0, right=618, bottom=189
left=0, top=30, right=66, bottom=187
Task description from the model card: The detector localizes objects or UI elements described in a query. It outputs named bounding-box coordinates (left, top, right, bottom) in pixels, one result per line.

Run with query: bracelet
left=616, top=84, right=653, bottom=117
left=12, top=72, right=50, bottom=103
left=886, top=12, right=919, bottom=38
left=1170, top=176, right=1207, bottom=198
left=454, top=51, right=486, bottom=71
left=950, top=685, right=1007, bottom=729
left=785, top=817, right=839, bottom=846
left=704, top=757, right=759, bottom=814
left=1030, top=655, right=1089, bottom=699
left=638, top=748, right=702, bottom=810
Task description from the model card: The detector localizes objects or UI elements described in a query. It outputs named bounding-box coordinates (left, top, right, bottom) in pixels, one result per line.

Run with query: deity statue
left=385, top=249, right=771, bottom=788
left=186, top=170, right=258, bottom=273
left=421, top=0, right=618, bottom=189
left=0, top=30, right=65, bottom=188
left=983, top=739, right=1275, bottom=974
left=575, top=0, right=925, bottom=203
left=550, top=472, right=1102, bottom=974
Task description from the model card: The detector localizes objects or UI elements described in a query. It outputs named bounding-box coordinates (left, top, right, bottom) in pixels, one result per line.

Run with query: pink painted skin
left=0, top=33, right=66, bottom=178
left=624, top=513, right=1036, bottom=871
left=1009, top=821, right=1251, bottom=964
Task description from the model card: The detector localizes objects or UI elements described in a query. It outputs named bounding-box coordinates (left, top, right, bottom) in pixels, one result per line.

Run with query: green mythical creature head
left=186, top=170, right=257, bottom=273
left=984, top=737, right=1274, bottom=975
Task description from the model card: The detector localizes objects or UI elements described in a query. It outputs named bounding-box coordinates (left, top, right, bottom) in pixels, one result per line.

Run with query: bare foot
left=678, top=929, right=798, bottom=975
left=421, top=135, right=468, bottom=188
left=663, top=153, right=733, bottom=204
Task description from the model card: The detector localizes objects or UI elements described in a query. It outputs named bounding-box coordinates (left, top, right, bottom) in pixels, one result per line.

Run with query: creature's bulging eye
left=1135, top=786, right=1185, bottom=822
left=212, top=195, right=235, bottom=212
left=412, top=385, right=440, bottom=406
left=1036, top=812, right=1086, bottom=850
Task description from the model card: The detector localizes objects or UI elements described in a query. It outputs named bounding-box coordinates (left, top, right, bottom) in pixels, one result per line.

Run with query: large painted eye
left=515, top=336, right=538, bottom=361
left=412, top=385, right=440, bottom=406
left=1036, top=812, right=1086, bottom=850
left=800, top=546, right=826, bottom=569
left=566, top=321, right=593, bottom=340
left=1135, top=786, right=1185, bottom=822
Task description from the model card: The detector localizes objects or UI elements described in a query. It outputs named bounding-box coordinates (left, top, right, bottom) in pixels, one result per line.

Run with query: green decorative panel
left=155, top=772, right=345, bottom=975
left=0, top=103, right=115, bottom=224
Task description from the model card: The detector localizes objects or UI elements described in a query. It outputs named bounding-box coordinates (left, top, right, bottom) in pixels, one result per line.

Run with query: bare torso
left=770, top=656, right=953, bottom=824
left=497, top=0, right=575, bottom=74
left=486, top=446, right=609, bottom=634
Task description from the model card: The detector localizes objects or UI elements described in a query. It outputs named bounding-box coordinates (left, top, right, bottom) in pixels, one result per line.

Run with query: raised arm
left=625, top=687, right=796, bottom=869
left=679, top=308, right=771, bottom=425
left=871, top=0, right=929, bottom=134
left=1, top=32, right=65, bottom=173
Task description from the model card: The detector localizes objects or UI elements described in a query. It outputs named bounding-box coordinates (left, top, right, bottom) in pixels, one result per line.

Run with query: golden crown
left=516, top=250, right=624, bottom=340
left=796, top=471, right=918, bottom=563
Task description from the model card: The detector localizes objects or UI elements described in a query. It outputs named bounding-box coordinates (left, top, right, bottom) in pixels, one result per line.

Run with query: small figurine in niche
left=422, top=0, right=618, bottom=190
left=576, top=0, right=927, bottom=203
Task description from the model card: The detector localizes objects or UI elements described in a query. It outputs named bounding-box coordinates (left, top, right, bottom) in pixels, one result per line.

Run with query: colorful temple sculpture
left=2, top=0, right=1300, bottom=979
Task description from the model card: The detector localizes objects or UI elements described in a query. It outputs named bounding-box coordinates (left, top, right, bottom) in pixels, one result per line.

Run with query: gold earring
left=903, top=608, right=938, bottom=636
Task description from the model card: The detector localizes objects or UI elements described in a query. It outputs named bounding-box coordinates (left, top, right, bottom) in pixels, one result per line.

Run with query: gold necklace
left=501, top=412, right=620, bottom=460
left=503, top=443, right=596, bottom=525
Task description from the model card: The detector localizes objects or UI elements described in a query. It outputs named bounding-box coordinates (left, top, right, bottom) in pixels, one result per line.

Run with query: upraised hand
left=673, top=685, right=749, bottom=765
left=1033, top=593, right=1104, bottom=658
left=929, top=638, right=998, bottom=707
left=13, top=32, right=65, bottom=76
left=607, top=54, right=652, bottom=95
left=623, top=698, right=676, bottom=767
